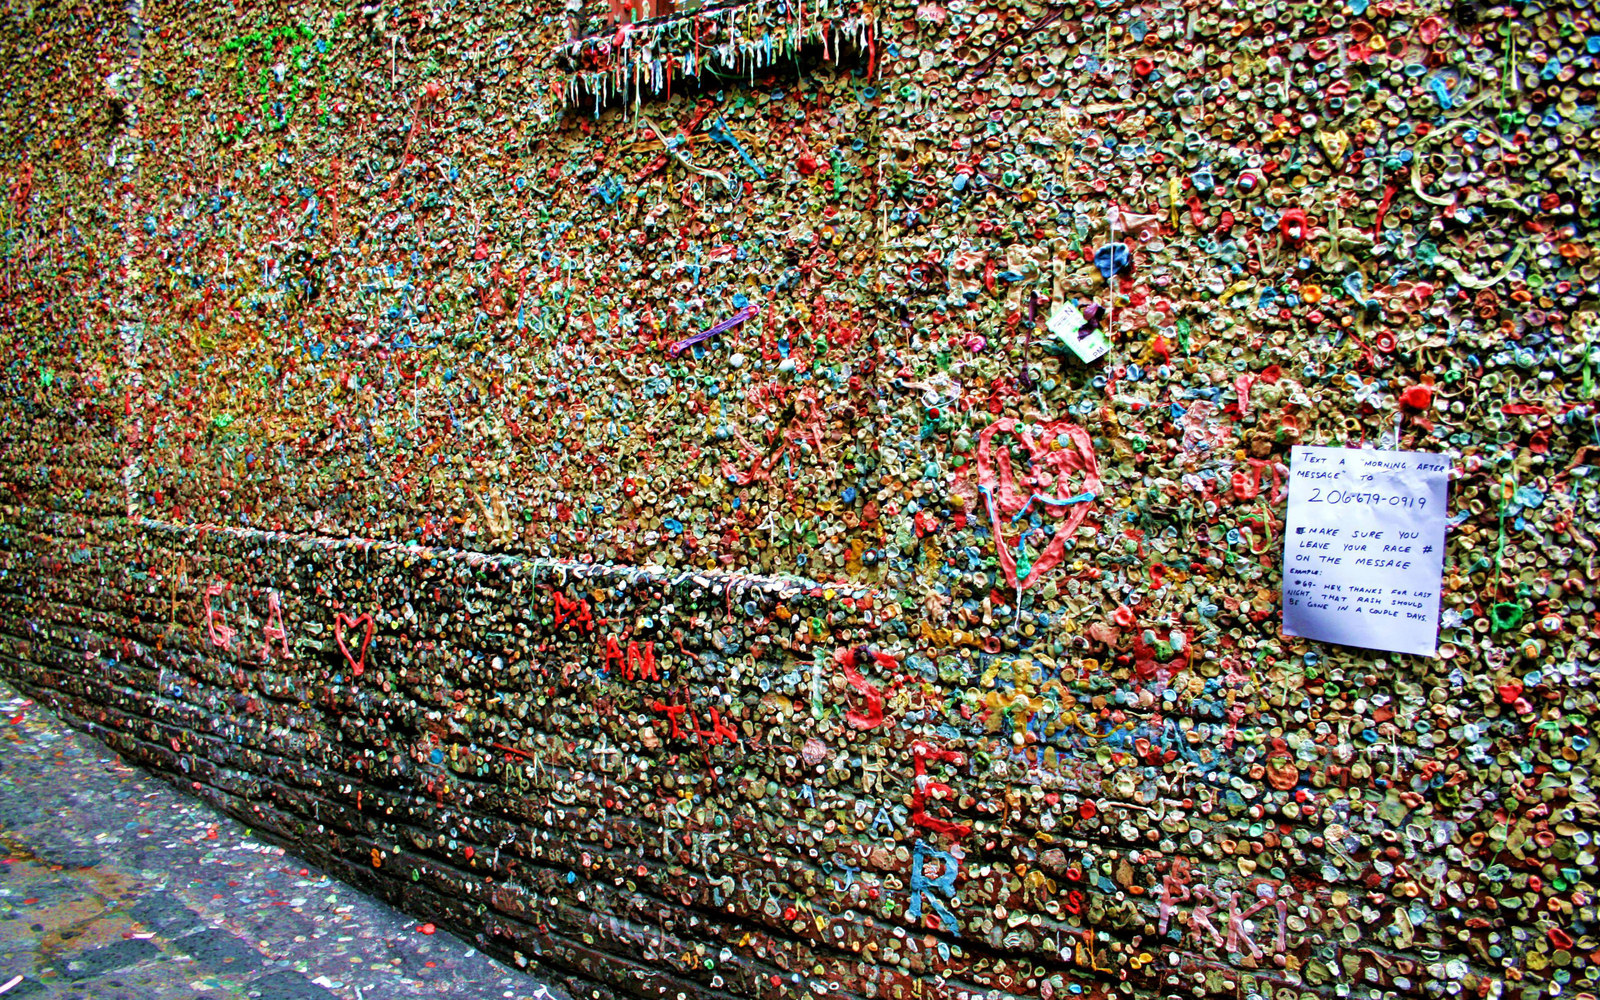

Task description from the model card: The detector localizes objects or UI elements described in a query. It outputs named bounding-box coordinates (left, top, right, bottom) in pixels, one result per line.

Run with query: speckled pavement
left=0, top=683, right=562, bottom=1000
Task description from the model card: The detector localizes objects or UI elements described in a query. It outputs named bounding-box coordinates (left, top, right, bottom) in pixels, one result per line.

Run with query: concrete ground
left=0, top=683, right=557, bottom=1000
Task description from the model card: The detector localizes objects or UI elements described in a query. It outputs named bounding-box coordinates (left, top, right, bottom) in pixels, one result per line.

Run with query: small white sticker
left=1046, top=302, right=1111, bottom=363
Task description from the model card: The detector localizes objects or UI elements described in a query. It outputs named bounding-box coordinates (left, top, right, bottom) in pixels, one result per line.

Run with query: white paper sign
left=1046, top=301, right=1111, bottom=363
left=1281, top=446, right=1450, bottom=657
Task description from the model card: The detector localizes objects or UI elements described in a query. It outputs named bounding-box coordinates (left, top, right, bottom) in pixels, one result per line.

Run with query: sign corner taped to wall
left=1280, top=445, right=1451, bottom=658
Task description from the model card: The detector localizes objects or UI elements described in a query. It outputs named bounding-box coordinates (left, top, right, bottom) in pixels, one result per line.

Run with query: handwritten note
left=1281, top=446, right=1450, bottom=657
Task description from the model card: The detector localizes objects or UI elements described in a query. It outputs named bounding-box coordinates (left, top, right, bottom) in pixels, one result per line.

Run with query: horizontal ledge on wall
left=116, top=512, right=884, bottom=604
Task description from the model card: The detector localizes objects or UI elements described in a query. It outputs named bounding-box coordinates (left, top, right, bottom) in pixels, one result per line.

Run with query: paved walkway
left=0, top=683, right=556, bottom=1000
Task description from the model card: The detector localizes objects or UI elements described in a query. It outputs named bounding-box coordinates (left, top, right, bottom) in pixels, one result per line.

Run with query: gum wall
left=2, top=0, right=1599, bottom=998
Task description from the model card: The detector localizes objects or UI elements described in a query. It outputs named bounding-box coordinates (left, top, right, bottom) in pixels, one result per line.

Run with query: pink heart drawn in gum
left=974, top=417, right=1102, bottom=593
left=334, top=613, right=375, bottom=677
